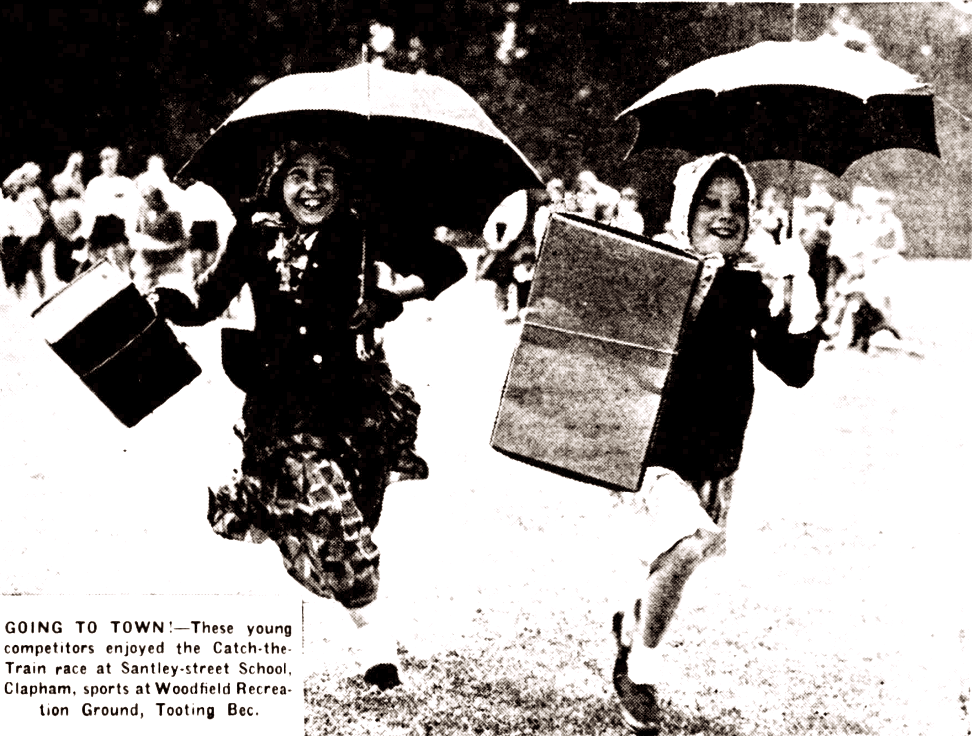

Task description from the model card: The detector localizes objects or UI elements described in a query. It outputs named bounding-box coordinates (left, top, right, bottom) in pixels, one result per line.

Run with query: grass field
left=0, top=254, right=967, bottom=735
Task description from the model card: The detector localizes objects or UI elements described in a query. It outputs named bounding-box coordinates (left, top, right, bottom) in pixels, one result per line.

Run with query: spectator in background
left=610, top=186, right=645, bottom=236
left=2, top=163, right=51, bottom=299
left=51, top=152, right=85, bottom=201
left=135, top=155, right=184, bottom=216
left=181, top=180, right=237, bottom=280
left=748, top=178, right=832, bottom=318
left=823, top=183, right=871, bottom=349
left=563, top=180, right=579, bottom=214
left=824, top=185, right=864, bottom=312
left=574, top=170, right=620, bottom=224
left=131, top=185, right=189, bottom=294
left=574, top=171, right=599, bottom=219
left=533, top=178, right=567, bottom=249
left=479, top=188, right=541, bottom=322
left=797, top=199, right=835, bottom=309
left=793, top=172, right=836, bottom=242
left=859, top=186, right=906, bottom=325
left=751, top=185, right=787, bottom=248
left=137, top=186, right=186, bottom=245
left=50, top=153, right=87, bottom=283
left=80, top=147, right=139, bottom=273
left=822, top=182, right=912, bottom=353
left=509, top=189, right=547, bottom=320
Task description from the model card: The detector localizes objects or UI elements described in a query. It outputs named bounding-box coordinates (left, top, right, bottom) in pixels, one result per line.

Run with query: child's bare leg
left=834, top=298, right=859, bottom=349
left=638, top=527, right=722, bottom=648
left=822, top=294, right=846, bottom=338
left=348, top=599, right=401, bottom=690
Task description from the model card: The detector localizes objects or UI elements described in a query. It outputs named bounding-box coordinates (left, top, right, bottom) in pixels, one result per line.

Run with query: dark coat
left=139, top=209, right=185, bottom=244
left=170, top=209, right=466, bottom=394
left=645, top=267, right=819, bottom=484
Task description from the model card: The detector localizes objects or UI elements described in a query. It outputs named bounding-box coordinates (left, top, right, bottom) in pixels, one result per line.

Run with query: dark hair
left=143, top=186, right=167, bottom=211
left=805, top=204, right=835, bottom=228
left=252, top=140, right=352, bottom=217
left=687, top=157, right=750, bottom=237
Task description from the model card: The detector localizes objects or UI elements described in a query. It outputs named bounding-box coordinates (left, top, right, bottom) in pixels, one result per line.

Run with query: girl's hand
left=149, top=287, right=196, bottom=323
left=768, top=272, right=821, bottom=334
left=348, top=289, right=404, bottom=331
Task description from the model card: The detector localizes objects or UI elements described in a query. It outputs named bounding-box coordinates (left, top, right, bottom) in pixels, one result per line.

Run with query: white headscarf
left=663, top=153, right=819, bottom=330
left=663, top=152, right=757, bottom=254
left=658, top=153, right=759, bottom=320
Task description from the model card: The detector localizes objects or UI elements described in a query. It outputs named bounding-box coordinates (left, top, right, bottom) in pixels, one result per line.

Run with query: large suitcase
left=31, top=260, right=202, bottom=427
left=490, top=213, right=701, bottom=492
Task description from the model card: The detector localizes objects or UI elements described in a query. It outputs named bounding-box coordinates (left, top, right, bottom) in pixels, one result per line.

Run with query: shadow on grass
left=305, top=651, right=754, bottom=736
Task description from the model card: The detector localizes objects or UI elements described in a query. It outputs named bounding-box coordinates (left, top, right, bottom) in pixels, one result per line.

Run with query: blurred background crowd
left=0, top=147, right=233, bottom=301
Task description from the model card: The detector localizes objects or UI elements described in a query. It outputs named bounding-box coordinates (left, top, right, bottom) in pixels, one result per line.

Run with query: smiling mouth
left=709, top=225, right=740, bottom=239
left=298, top=195, right=329, bottom=212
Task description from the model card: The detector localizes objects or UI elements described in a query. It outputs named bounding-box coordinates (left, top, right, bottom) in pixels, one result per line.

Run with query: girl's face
left=689, top=175, right=748, bottom=256
left=282, top=152, right=338, bottom=227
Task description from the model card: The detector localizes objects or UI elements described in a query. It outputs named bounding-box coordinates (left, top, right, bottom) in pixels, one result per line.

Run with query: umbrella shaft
left=786, top=158, right=796, bottom=240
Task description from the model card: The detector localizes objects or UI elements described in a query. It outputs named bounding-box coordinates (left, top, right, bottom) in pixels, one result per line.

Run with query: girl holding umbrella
left=610, top=153, right=821, bottom=733
left=151, top=138, right=466, bottom=690
left=609, top=40, right=936, bottom=729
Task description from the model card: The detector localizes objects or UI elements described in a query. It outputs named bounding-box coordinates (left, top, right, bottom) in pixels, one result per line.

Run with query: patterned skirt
left=207, top=349, right=427, bottom=609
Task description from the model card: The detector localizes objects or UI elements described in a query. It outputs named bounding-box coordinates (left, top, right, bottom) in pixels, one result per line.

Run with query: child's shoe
left=612, top=607, right=661, bottom=735
left=363, top=662, right=401, bottom=691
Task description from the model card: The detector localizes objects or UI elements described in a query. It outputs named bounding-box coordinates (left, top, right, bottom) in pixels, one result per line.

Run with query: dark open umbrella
left=618, top=40, right=939, bottom=177
left=177, top=65, right=543, bottom=233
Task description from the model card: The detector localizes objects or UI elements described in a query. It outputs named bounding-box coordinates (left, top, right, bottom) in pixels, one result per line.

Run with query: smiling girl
left=611, top=153, right=822, bottom=733
left=151, top=139, right=466, bottom=691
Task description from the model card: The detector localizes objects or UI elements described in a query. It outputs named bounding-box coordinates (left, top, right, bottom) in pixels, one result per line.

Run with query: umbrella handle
left=356, top=332, right=375, bottom=361
left=356, top=228, right=376, bottom=361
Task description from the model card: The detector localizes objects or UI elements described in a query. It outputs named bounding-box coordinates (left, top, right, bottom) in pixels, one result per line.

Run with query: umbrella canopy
left=177, top=66, right=543, bottom=233
left=618, top=40, right=939, bottom=176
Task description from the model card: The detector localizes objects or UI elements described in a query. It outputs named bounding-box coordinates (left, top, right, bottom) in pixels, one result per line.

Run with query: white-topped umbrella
left=177, top=65, right=543, bottom=233
left=618, top=40, right=939, bottom=176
